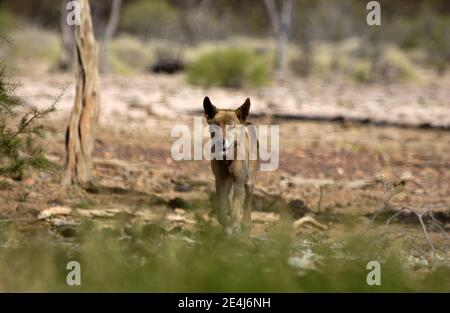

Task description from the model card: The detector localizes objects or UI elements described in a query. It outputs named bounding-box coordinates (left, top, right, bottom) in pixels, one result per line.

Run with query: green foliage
left=351, top=46, right=421, bottom=83
left=0, top=219, right=449, bottom=292
left=0, top=66, right=56, bottom=179
left=187, top=48, right=270, bottom=88
left=375, top=46, right=421, bottom=82
left=352, top=60, right=372, bottom=83
left=421, top=15, right=450, bottom=72
left=121, top=0, right=179, bottom=39
left=109, top=35, right=153, bottom=74
left=10, top=28, right=60, bottom=62
left=386, top=14, right=449, bottom=73
left=291, top=40, right=422, bottom=83
left=0, top=9, right=15, bottom=33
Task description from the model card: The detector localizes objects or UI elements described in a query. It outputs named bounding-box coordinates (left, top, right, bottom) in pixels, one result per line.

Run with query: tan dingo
left=203, top=96, right=259, bottom=233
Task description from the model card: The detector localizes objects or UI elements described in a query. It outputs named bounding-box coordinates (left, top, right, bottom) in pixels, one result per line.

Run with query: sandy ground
left=14, top=73, right=450, bottom=129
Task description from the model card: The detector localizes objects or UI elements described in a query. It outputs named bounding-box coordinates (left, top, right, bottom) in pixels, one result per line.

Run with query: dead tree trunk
left=58, top=0, right=75, bottom=71
left=277, top=0, right=293, bottom=79
left=63, top=0, right=100, bottom=187
left=100, top=0, right=122, bottom=73
left=181, top=0, right=212, bottom=44
left=263, top=0, right=293, bottom=80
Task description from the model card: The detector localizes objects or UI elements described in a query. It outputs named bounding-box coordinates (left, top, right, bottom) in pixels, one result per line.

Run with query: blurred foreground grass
left=0, top=217, right=449, bottom=292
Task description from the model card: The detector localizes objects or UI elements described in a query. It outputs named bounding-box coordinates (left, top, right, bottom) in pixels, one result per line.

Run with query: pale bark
left=63, top=0, right=100, bottom=187
left=263, top=0, right=280, bottom=33
left=58, top=0, right=75, bottom=71
left=181, top=0, right=212, bottom=44
left=263, top=0, right=293, bottom=80
left=100, top=0, right=122, bottom=73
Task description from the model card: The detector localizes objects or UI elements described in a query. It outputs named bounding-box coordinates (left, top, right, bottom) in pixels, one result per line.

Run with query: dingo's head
left=203, top=96, right=251, bottom=159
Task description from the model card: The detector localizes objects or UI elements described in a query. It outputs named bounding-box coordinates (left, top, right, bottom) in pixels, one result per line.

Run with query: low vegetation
left=291, top=40, right=422, bottom=83
left=120, top=0, right=179, bottom=39
left=108, top=35, right=153, bottom=74
left=0, top=65, right=56, bottom=179
left=0, top=9, right=15, bottom=34
left=187, top=48, right=270, bottom=88
left=0, top=217, right=449, bottom=292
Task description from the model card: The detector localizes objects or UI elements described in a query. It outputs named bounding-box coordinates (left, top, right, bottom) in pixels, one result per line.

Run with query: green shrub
left=109, top=35, right=152, bottom=74
left=352, top=46, right=420, bottom=83
left=352, top=60, right=372, bottom=83
left=422, top=15, right=450, bottom=73
left=292, top=40, right=421, bottom=83
left=0, top=66, right=56, bottom=179
left=291, top=39, right=359, bottom=79
left=374, top=46, right=421, bottom=82
left=121, top=0, right=179, bottom=39
left=187, top=48, right=270, bottom=88
left=0, top=9, right=15, bottom=33
left=388, top=9, right=450, bottom=73
left=10, top=28, right=60, bottom=63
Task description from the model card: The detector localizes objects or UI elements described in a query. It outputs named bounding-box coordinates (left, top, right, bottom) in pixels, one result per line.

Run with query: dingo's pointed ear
left=203, top=96, right=217, bottom=119
left=236, top=98, right=251, bottom=122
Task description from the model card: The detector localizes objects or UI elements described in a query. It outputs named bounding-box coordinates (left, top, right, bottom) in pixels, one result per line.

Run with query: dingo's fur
left=203, top=96, right=259, bottom=233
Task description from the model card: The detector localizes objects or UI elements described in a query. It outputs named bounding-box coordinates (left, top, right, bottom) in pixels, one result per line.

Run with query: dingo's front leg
left=230, top=181, right=245, bottom=232
left=242, top=183, right=254, bottom=232
left=215, top=178, right=231, bottom=228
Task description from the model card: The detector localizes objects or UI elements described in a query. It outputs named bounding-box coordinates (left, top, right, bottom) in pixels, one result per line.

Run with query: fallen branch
left=385, top=207, right=438, bottom=257
left=383, top=204, right=450, bottom=259
left=293, top=215, right=327, bottom=231
left=361, top=190, right=399, bottom=234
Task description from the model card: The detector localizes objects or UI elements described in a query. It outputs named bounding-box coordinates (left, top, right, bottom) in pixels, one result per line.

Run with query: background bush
left=120, top=0, right=179, bottom=39
left=373, top=46, right=421, bottom=82
left=291, top=39, right=422, bottom=83
left=109, top=35, right=153, bottom=74
left=187, top=48, right=270, bottom=88
left=0, top=9, right=15, bottom=34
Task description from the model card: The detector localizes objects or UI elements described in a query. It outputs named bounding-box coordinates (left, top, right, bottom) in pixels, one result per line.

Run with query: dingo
left=203, top=96, right=259, bottom=233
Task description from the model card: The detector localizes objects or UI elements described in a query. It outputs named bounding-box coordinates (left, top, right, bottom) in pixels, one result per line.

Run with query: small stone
left=174, top=183, right=192, bottom=192
left=174, top=208, right=186, bottom=215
